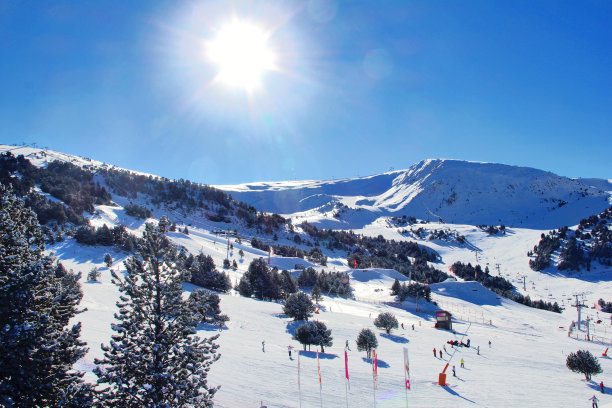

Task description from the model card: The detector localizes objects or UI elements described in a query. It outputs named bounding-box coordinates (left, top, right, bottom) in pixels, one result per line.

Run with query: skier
left=477, top=346, right=480, bottom=355
left=412, top=324, right=415, bottom=330
left=600, top=381, right=604, bottom=393
left=262, top=340, right=265, bottom=352
left=452, top=365, right=456, bottom=377
left=467, top=338, right=470, bottom=347
left=288, top=346, right=292, bottom=359
left=218, top=322, right=223, bottom=332
left=460, top=358, right=465, bottom=368
left=439, top=350, right=442, bottom=358
left=590, top=394, right=599, bottom=408
left=401, top=323, right=404, bottom=329
left=346, top=340, right=351, bottom=351
left=488, top=340, right=491, bottom=348
left=433, top=348, right=437, bottom=357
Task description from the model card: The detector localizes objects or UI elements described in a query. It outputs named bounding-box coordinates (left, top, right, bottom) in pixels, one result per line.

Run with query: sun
left=207, top=21, right=275, bottom=91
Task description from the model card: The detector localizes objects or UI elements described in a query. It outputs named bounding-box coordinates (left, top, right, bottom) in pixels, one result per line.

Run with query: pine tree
left=87, top=266, right=100, bottom=281
left=0, top=185, right=91, bottom=407
left=94, top=220, right=220, bottom=407
left=238, top=258, right=281, bottom=300
left=279, top=270, right=298, bottom=298
left=566, top=350, right=602, bottom=380
left=190, top=253, right=231, bottom=292
left=374, top=312, right=398, bottom=334
left=311, top=284, right=322, bottom=303
left=187, top=289, right=229, bottom=325
left=104, top=253, right=113, bottom=267
left=356, top=328, right=378, bottom=359
left=390, top=278, right=401, bottom=296
left=283, top=292, right=315, bottom=321
left=292, top=321, right=333, bottom=352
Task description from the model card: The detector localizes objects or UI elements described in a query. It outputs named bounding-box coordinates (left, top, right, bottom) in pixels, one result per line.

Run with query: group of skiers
left=447, top=338, right=471, bottom=348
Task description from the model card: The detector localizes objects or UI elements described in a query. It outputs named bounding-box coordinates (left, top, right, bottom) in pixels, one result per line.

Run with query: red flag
left=353, top=259, right=357, bottom=268
left=373, top=349, right=378, bottom=389
left=345, top=350, right=349, bottom=381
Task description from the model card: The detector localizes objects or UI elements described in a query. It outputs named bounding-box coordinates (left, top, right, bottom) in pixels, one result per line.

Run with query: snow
left=216, top=158, right=611, bottom=230
left=54, top=214, right=612, bottom=408
left=4, top=144, right=611, bottom=407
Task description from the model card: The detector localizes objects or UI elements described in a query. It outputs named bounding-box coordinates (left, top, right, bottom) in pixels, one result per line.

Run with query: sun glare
left=208, top=21, right=275, bottom=91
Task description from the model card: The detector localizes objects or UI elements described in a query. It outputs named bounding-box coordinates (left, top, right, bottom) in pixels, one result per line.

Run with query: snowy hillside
left=59, top=220, right=612, bottom=408
left=217, top=159, right=611, bottom=229
left=2, top=143, right=612, bottom=407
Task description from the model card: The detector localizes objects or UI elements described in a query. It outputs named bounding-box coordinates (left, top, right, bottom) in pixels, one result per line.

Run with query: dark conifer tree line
left=451, top=261, right=561, bottom=313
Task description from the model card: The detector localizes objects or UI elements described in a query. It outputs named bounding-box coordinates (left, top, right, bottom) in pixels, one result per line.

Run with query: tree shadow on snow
left=285, top=320, right=305, bottom=336
left=52, top=243, right=109, bottom=264
left=299, top=351, right=338, bottom=360
left=362, top=357, right=390, bottom=368
left=441, top=385, right=475, bottom=403
left=381, top=333, right=409, bottom=344
left=196, top=322, right=223, bottom=332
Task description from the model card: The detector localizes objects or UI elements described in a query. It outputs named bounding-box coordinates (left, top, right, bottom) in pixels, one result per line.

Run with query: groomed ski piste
left=2, top=145, right=611, bottom=407
left=53, top=215, right=612, bottom=408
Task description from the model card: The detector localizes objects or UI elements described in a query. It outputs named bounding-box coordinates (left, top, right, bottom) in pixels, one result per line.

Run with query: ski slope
left=4, top=144, right=611, bottom=406
left=55, top=217, right=612, bottom=408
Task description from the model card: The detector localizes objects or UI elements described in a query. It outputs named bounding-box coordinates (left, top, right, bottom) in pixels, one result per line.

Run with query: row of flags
left=299, top=347, right=411, bottom=393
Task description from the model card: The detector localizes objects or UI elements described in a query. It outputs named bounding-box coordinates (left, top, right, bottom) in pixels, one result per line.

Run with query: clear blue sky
left=1, top=1, right=610, bottom=184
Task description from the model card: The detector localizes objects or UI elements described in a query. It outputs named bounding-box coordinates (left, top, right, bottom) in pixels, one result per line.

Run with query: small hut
left=434, top=310, right=452, bottom=330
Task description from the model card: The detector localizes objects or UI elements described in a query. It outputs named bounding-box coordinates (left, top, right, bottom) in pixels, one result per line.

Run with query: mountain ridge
left=2, top=144, right=609, bottom=230
left=216, top=158, right=611, bottom=229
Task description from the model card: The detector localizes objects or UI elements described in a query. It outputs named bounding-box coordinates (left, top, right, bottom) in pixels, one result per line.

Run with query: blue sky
left=1, top=1, right=610, bottom=184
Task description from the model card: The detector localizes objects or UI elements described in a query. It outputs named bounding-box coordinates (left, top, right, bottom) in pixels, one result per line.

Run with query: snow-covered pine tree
left=374, top=312, right=399, bottom=334
left=356, top=328, right=378, bottom=359
left=279, top=270, right=298, bottom=298
left=0, top=185, right=91, bottom=407
left=94, top=218, right=220, bottom=407
left=104, top=253, right=113, bottom=267
left=190, top=252, right=231, bottom=292
left=311, top=284, right=322, bottom=303
left=283, top=291, right=315, bottom=321
left=390, top=278, right=401, bottom=296
left=187, top=289, right=229, bottom=325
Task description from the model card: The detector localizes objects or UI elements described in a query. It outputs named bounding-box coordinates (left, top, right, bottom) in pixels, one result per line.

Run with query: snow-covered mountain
left=2, top=143, right=612, bottom=407
left=217, top=159, right=611, bottom=229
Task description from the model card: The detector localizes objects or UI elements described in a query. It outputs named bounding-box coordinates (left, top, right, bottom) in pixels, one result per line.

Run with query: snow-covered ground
left=55, top=216, right=612, bottom=408
left=4, top=144, right=611, bottom=406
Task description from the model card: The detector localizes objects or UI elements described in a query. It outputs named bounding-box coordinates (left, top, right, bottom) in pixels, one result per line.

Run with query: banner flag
left=373, top=349, right=378, bottom=389
left=317, top=351, right=322, bottom=389
left=403, top=347, right=410, bottom=390
left=345, top=350, right=349, bottom=380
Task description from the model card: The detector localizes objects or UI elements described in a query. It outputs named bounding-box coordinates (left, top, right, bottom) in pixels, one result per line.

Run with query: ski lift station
left=434, top=310, right=453, bottom=330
